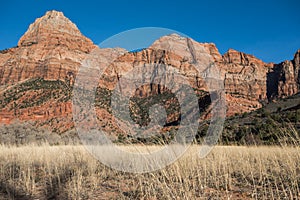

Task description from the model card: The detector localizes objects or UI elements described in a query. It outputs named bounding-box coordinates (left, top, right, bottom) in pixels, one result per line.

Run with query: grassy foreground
left=0, top=145, right=299, bottom=199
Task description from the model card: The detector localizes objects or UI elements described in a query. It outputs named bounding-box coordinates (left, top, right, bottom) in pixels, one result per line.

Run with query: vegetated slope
left=106, top=91, right=300, bottom=145
left=199, top=93, right=300, bottom=145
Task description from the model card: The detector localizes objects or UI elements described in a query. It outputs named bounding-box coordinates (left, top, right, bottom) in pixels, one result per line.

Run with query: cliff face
left=0, top=11, right=95, bottom=132
left=267, top=50, right=300, bottom=99
left=102, top=34, right=219, bottom=92
left=221, top=49, right=273, bottom=115
left=277, top=60, right=299, bottom=97
left=0, top=10, right=95, bottom=86
left=0, top=10, right=299, bottom=134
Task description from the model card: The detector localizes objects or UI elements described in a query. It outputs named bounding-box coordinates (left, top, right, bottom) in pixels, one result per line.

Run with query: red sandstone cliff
left=0, top=10, right=299, bottom=134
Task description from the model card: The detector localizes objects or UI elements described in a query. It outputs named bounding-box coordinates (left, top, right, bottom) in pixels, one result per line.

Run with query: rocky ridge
left=0, top=10, right=299, bottom=136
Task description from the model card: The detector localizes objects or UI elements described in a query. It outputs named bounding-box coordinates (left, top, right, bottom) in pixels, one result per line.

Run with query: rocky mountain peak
left=293, top=49, right=300, bottom=63
left=18, top=10, right=93, bottom=48
left=150, top=34, right=222, bottom=62
left=0, top=10, right=95, bottom=86
left=0, top=10, right=299, bottom=132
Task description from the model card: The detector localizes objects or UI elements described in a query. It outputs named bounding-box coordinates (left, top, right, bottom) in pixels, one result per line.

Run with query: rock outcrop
left=0, top=10, right=299, bottom=135
left=0, top=10, right=96, bottom=132
left=221, top=49, right=273, bottom=115
left=0, top=10, right=95, bottom=86
left=267, top=50, right=300, bottom=99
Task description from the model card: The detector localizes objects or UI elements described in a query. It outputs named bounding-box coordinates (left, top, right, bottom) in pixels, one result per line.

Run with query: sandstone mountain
left=0, top=10, right=299, bottom=138
left=0, top=11, right=96, bottom=132
left=0, top=11, right=95, bottom=85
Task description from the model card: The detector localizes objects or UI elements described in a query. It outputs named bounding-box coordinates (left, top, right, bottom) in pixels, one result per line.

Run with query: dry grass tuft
left=0, top=144, right=299, bottom=199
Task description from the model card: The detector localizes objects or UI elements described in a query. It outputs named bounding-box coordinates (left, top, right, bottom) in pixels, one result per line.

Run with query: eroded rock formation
left=0, top=10, right=299, bottom=135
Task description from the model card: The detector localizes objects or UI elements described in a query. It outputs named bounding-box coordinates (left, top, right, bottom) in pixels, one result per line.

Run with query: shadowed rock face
left=0, top=10, right=299, bottom=134
left=278, top=51, right=299, bottom=97
left=267, top=50, right=300, bottom=99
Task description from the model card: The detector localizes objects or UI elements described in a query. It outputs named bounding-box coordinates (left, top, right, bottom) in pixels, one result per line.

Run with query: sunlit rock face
left=0, top=10, right=299, bottom=134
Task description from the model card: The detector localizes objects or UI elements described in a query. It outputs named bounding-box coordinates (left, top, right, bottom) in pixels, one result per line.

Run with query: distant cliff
left=0, top=10, right=299, bottom=136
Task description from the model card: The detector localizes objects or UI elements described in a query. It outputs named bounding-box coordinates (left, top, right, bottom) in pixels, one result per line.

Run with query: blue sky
left=1, top=0, right=299, bottom=63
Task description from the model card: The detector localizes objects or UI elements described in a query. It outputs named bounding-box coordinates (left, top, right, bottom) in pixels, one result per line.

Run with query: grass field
left=0, top=144, right=299, bottom=199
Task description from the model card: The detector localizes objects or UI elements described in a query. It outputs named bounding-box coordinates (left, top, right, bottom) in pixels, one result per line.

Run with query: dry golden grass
left=0, top=144, right=299, bottom=199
